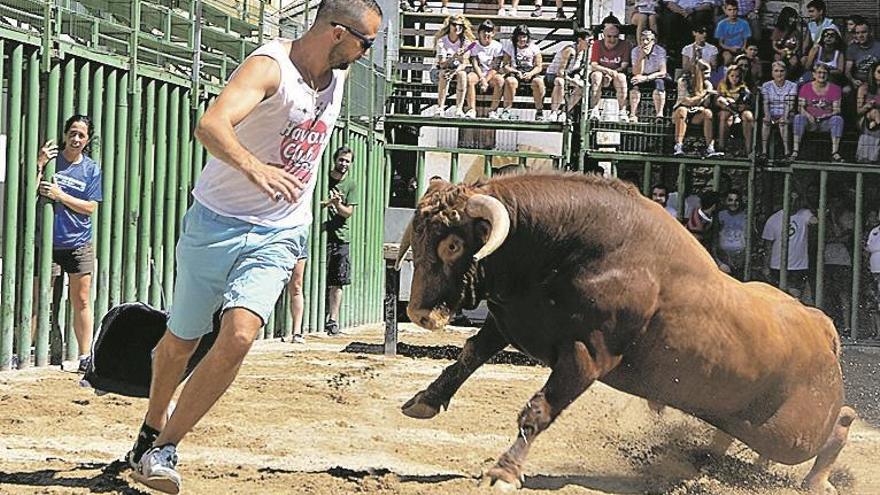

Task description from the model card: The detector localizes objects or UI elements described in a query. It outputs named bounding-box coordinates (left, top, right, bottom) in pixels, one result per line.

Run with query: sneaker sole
left=131, top=471, right=181, bottom=495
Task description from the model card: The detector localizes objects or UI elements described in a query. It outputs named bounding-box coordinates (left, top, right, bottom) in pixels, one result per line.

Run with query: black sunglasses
left=331, top=22, right=375, bottom=51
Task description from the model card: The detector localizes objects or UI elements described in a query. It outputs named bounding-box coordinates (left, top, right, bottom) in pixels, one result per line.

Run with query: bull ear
left=466, top=194, right=510, bottom=261
left=395, top=220, right=413, bottom=270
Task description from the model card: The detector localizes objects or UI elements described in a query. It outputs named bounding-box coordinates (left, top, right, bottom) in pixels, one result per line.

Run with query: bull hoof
left=479, top=467, right=522, bottom=491
left=802, top=480, right=837, bottom=495
left=401, top=391, right=447, bottom=419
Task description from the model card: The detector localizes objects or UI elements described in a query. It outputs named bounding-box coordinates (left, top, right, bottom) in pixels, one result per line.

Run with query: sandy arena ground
left=1, top=323, right=879, bottom=495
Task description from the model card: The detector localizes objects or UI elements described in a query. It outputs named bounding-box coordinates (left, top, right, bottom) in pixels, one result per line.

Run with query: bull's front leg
left=481, top=331, right=622, bottom=490
left=402, top=316, right=507, bottom=419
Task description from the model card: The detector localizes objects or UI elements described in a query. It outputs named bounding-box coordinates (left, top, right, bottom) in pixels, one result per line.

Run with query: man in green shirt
left=324, top=146, right=358, bottom=335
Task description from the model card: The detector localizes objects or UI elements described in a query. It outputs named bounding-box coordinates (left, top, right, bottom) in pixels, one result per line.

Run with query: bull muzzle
left=407, top=305, right=451, bottom=330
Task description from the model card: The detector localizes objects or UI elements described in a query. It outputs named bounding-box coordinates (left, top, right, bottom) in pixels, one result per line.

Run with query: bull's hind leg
left=481, top=333, right=622, bottom=490
left=402, top=316, right=507, bottom=419
left=802, top=406, right=857, bottom=495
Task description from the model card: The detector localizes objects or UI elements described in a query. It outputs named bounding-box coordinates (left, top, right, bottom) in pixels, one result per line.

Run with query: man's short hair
left=651, top=183, right=668, bottom=193
left=315, top=0, right=383, bottom=25
left=334, top=145, right=353, bottom=160
left=600, top=14, right=621, bottom=27
left=806, top=0, right=825, bottom=12
left=574, top=28, right=589, bottom=41
left=724, top=0, right=738, bottom=8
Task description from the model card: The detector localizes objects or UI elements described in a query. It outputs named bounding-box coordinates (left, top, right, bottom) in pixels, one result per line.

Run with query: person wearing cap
left=468, top=20, right=505, bottom=119
left=682, top=23, right=718, bottom=72
left=589, top=18, right=630, bottom=121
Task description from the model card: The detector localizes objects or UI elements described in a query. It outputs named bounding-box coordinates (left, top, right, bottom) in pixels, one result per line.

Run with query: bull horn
left=466, top=194, right=510, bottom=261
left=395, top=220, right=414, bottom=271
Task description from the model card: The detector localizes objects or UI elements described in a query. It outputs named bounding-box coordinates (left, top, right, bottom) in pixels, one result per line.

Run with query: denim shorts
left=168, top=201, right=309, bottom=340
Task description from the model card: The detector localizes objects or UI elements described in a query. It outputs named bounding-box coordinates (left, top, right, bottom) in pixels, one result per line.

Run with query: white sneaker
left=132, top=444, right=181, bottom=494
left=500, top=108, right=512, bottom=119
left=464, top=109, right=477, bottom=118
left=432, top=106, right=445, bottom=117
left=555, top=110, right=567, bottom=122
left=453, top=108, right=466, bottom=118
left=498, top=7, right=506, bottom=15
left=673, top=143, right=684, bottom=156
left=444, top=106, right=459, bottom=118
left=488, top=109, right=501, bottom=119
left=617, top=110, right=629, bottom=123
left=440, top=6, right=449, bottom=14
left=589, top=107, right=601, bottom=120
left=292, top=334, right=305, bottom=344
left=510, top=6, right=518, bottom=15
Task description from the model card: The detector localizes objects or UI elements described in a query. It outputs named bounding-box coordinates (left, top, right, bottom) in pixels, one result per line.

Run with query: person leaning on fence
left=791, top=63, right=844, bottom=162
left=431, top=14, right=476, bottom=118
left=715, top=64, right=754, bottom=157
left=856, top=61, right=880, bottom=163
left=759, top=61, right=797, bottom=160
left=629, top=28, right=670, bottom=123
left=714, top=189, right=747, bottom=279
left=672, top=60, right=721, bottom=158
left=35, top=115, right=102, bottom=372
left=761, top=190, right=818, bottom=301
left=125, top=0, right=382, bottom=492
left=546, top=27, right=588, bottom=122
left=500, top=24, right=546, bottom=121
left=588, top=17, right=630, bottom=121
left=468, top=20, right=505, bottom=119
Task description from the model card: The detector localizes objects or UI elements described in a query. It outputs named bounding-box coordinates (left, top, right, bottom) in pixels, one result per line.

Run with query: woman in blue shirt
left=37, top=114, right=103, bottom=372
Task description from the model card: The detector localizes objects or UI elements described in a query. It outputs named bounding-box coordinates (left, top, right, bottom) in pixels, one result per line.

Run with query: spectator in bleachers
left=844, top=15, right=866, bottom=46
left=431, top=15, right=476, bottom=118
left=629, top=28, right=670, bottom=122
left=803, top=0, right=835, bottom=57
left=497, top=0, right=519, bottom=16
left=715, top=0, right=752, bottom=66
left=802, top=27, right=847, bottom=87
left=734, top=53, right=757, bottom=90
left=714, top=189, right=747, bottom=279
left=500, top=24, right=546, bottom=120
left=686, top=190, right=720, bottom=250
left=689, top=0, right=722, bottom=35
left=771, top=7, right=804, bottom=80
left=743, top=40, right=763, bottom=83
left=548, top=28, right=589, bottom=122
left=845, top=19, right=880, bottom=90
left=760, top=61, right=798, bottom=159
left=716, top=64, right=755, bottom=156
left=651, top=183, right=679, bottom=216
left=468, top=20, right=505, bottom=119
left=856, top=61, right=880, bottom=163
left=792, top=63, right=844, bottom=162
left=761, top=190, right=818, bottom=300
left=531, top=0, right=566, bottom=19
left=672, top=60, right=721, bottom=157
left=632, top=0, right=660, bottom=46
left=682, top=24, right=718, bottom=72
left=589, top=18, right=631, bottom=121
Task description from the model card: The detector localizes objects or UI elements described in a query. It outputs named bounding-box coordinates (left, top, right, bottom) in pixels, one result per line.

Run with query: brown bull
left=396, top=172, right=855, bottom=494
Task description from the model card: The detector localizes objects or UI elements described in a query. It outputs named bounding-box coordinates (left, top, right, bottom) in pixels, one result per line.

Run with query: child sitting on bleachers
left=715, top=0, right=752, bottom=66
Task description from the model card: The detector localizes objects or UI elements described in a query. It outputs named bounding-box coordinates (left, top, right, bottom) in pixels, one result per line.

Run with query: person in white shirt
left=547, top=28, right=589, bottom=122
left=682, top=24, right=719, bottom=72
left=759, top=61, right=797, bottom=159
left=762, top=191, right=818, bottom=300
left=865, top=210, right=880, bottom=338
left=468, top=20, right=505, bottom=118
left=432, top=15, right=476, bottom=118
left=500, top=24, right=546, bottom=120
left=125, top=1, right=383, bottom=492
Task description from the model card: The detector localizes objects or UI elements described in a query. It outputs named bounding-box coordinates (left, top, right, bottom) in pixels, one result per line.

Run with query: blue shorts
left=168, top=201, right=309, bottom=340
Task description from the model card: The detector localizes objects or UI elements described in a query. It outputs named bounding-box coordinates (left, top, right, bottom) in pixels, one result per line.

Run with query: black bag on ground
left=82, top=302, right=220, bottom=398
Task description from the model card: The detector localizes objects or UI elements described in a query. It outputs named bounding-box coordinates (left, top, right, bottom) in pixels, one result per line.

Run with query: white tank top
left=547, top=42, right=580, bottom=76
left=193, top=38, right=346, bottom=228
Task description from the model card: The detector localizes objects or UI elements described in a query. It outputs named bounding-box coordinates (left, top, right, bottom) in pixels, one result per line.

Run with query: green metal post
left=415, top=150, right=425, bottom=203
left=641, top=161, right=651, bottom=196
left=483, top=154, right=492, bottom=178
left=815, top=171, right=828, bottom=309
left=152, top=83, right=169, bottom=307
left=95, top=69, right=117, bottom=331
left=139, top=81, right=156, bottom=302
left=36, top=60, right=61, bottom=367
left=178, top=94, right=192, bottom=238
left=110, top=72, right=129, bottom=307
left=164, top=86, right=181, bottom=305
left=125, top=79, right=143, bottom=302
left=712, top=164, right=721, bottom=191
left=1, top=44, right=22, bottom=370
left=61, top=57, right=77, bottom=360
left=779, top=173, right=792, bottom=291
left=676, top=163, right=686, bottom=221
left=193, top=101, right=205, bottom=184
left=450, top=153, right=459, bottom=183
left=743, top=162, right=755, bottom=281
left=78, top=61, right=90, bottom=114
left=851, top=173, right=864, bottom=340
left=17, top=50, right=41, bottom=368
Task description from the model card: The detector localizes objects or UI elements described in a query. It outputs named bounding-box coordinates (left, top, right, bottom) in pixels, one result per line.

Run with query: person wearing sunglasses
left=431, top=14, right=476, bottom=118
left=126, top=0, right=383, bottom=493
